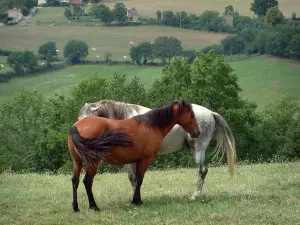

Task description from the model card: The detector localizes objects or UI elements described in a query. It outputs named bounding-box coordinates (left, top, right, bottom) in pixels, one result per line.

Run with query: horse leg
left=132, top=157, right=153, bottom=206
left=72, top=160, right=82, bottom=212
left=126, top=163, right=137, bottom=195
left=190, top=140, right=211, bottom=200
left=83, top=163, right=100, bottom=211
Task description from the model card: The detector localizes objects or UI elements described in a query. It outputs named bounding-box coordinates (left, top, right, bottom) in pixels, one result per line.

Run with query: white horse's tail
left=212, top=112, right=236, bottom=177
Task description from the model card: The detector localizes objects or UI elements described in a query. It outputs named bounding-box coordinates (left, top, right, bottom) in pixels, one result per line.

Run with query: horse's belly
left=102, top=147, right=142, bottom=165
left=159, top=125, right=186, bottom=155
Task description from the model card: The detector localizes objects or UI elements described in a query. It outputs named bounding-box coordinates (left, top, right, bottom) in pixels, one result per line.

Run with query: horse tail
left=212, top=112, right=236, bottom=177
left=68, top=126, right=134, bottom=162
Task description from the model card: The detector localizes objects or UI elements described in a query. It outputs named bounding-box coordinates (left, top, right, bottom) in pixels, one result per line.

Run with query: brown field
left=0, top=25, right=228, bottom=60
left=103, top=0, right=300, bottom=17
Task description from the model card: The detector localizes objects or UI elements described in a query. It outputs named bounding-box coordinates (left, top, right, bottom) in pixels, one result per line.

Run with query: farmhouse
left=7, top=8, right=23, bottom=23
left=222, top=14, right=233, bottom=26
left=37, top=0, right=47, bottom=6
left=127, top=7, right=138, bottom=22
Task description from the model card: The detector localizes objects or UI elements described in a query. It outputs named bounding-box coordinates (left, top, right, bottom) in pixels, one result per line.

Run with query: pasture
left=1, top=162, right=300, bottom=224
left=29, top=0, right=300, bottom=22
left=102, top=0, right=300, bottom=17
left=0, top=25, right=228, bottom=61
left=1, top=56, right=300, bottom=109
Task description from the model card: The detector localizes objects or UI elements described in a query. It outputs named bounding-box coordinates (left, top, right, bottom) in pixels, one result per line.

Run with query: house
left=7, top=8, right=23, bottom=23
left=69, top=0, right=83, bottom=6
left=222, top=14, right=233, bottom=26
left=69, top=0, right=84, bottom=16
left=127, top=7, right=138, bottom=22
left=37, top=0, right=46, bottom=6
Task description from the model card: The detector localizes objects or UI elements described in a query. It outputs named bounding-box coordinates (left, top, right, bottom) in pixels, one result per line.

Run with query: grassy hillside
left=0, top=26, right=227, bottom=61
left=1, top=161, right=300, bottom=225
left=1, top=56, right=300, bottom=108
left=28, top=0, right=300, bottom=21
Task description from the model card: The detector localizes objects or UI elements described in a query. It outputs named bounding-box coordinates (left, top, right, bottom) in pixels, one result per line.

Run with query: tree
left=156, top=10, right=162, bottom=20
left=162, top=10, right=176, bottom=26
left=129, top=42, right=154, bottom=65
left=104, top=52, right=112, bottom=63
left=21, top=7, right=29, bottom=16
left=24, top=0, right=35, bottom=9
left=225, top=5, right=234, bottom=15
left=286, top=34, right=300, bottom=59
left=7, top=51, right=38, bottom=75
left=221, top=35, right=246, bottom=55
left=63, top=40, right=88, bottom=64
left=292, top=12, right=296, bottom=20
left=64, top=8, right=72, bottom=18
left=250, top=0, right=278, bottom=16
left=7, top=52, right=26, bottom=76
left=89, top=4, right=115, bottom=24
left=38, top=41, right=57, bottom=67
left=154, top=36, right=183, bottom=64
left=114, top=3, right=127, bottom=22
left=265, top=6, right=284, bottom=25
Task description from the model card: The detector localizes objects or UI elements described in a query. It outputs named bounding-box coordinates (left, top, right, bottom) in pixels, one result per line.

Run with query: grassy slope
left=0, top=25, right=228, bottom=61
left=0, top=161, right=300, bottom=225
left=0, top=65, right=162, bottom=104
left=230, top=56, right=300, bottom=108
left=1, top=55, right=300, bottom=108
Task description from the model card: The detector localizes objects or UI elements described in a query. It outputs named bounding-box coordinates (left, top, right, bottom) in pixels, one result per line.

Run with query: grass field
left=0, top=65, right=162, bottom=104
left=103, top=0, right=300, bottom=17
left=0, top=25, right=227, bottom=61
left=1, top=161, right=300, bottom=224
left=1, top=55, right=300, bottom=108
left=29, top=0, right=300, bottom=23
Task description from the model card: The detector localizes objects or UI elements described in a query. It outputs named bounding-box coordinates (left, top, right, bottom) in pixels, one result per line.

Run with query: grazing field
left=230, top=56, right=300, bottom=108
left=1, top=162, right=300, bottom=225
left=102, top=0, right=300, bottom=17
left=0, top=26, right=228, bottom=60
left=1, top=56, right=300, bottom=108
left=0, top=65, right=162, bottom=104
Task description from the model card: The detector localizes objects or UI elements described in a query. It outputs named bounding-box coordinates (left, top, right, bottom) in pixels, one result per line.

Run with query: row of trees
left=1, top=52, right=299, bottom=173
left=129, top=36, right=185, bottom=65
left=202, top=26, right=300, bottom=59
left=3, top=40, right=89, bottom=77
left=64, top=3, right=128, bottom=24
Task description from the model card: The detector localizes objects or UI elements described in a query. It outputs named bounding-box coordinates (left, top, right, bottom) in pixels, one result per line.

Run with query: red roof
left=69, top=0, right=83, bottom=5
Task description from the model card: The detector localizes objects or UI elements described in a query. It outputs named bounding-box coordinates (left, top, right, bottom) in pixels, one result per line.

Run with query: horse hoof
left=73, top=207, right=80, bottom=212
left=132, top=200, right=143, bottom=206
left=90, top=205, right=101, bottom=211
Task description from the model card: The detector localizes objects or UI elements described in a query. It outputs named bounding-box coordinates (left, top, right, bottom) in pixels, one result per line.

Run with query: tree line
left=1, top=51, right=299, bottom=173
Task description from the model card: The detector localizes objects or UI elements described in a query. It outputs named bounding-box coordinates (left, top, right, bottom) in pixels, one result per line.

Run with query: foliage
left=286, top=34, right=300, bottom=58
left=221, top=35, right=246, bottom=55
left=21, top=7, right=30, bottom=16
left=225, top=5, right=234, bottom=15
left=129, top=42, right=154, bottom=65
left=64, top=8, right=72, bottom=18
left=6, top=51, right=38, bottom=76
left=63, top=40, right=88, bottom=64
left=24, top=0, right=35, bottom=9
left=154, top=36, right=183, bottom=64
left=250, top=0, right=278, bottom=16
left=104, top=52, right=112, bottom=63
left=89, top=4, right=115, bottom=24
left=38, top=41, right=57, bottom=67
left=46, top=0, right=60, bottom=6
left=265, top=6, right=284, bottom=26
left=156, top=10, right=161, bottom=20
left=113, top=3, right=127, bottom=22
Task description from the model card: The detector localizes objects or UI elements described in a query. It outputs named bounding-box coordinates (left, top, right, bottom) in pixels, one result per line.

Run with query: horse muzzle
left=190, top=130, right=200, bottom=138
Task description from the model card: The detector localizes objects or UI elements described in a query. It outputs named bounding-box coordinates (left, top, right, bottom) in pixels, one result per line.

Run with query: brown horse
left=68, top=100, right=200, bottom=212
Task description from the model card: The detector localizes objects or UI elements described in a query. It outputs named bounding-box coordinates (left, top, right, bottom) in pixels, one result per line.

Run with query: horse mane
left=134, top=100, right=192, bottom=129
left=78, top=99, right=141, bottom=120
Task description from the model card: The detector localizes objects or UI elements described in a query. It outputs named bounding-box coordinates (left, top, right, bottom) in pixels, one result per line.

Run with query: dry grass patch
left=103, top=0, right=300, bottom=17
left=0, top=26, right=228, bottom=60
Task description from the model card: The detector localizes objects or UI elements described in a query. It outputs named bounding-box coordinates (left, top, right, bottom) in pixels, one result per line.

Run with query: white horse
left=78, top=99, right=236, bottom=200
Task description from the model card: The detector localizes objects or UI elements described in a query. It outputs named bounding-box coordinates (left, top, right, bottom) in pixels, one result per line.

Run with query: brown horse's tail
left=68, top=126, right=134, bottom=162
left=212, top=112, right=237, bottom=177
